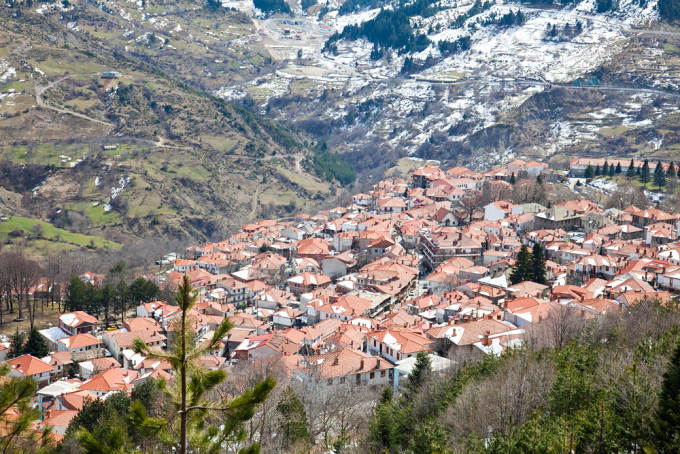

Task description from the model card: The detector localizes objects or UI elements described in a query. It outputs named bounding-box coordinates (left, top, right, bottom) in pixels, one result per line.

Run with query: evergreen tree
left=132, top=275, right=275, bottom=454
left=276, top=387, right=311, bottom=448
left=510, top=172, right=516, bottom=185
left=406, top=351, right=432, bottom=398
left=114, top=280, right=128, bottom=324
left=510, top=244, right=533, bottom=284
left=100, top=283, right=114, bottom=329
left=9, top=328, right=25, bottom=358
left=594, top=165, right=601, bottom=176
left=205, top=0, right=221, bottom=11
left=640, top=159, right=650, bottom=184
left=0, top=363, right=52, bottom=452
left=668, top=162, right=676, bottom=179
left=654, top=160, right=666, bottom=188
left=608, top=164, right=615, bottom=177
left=537, top=173, right=543, bottom=185
left=659, top=0, right=680, bottom=22
left=636, top=165, right=641, bottom=176
left=65, top=276, right=89, bottom=312
left=531, top=243, right=547, bottom=285
left=627, top=158, right=636, bottom=177
left=128, top=277, right=159, bottom=304
left=602, top=161, right=608, bottom=175
left=379, top=386, right=392, bottom=405
left=615, top=162, right=622, bottom=174
left=23, top=328, right=48, bottom=358
left=584, top=165, right=594, bottom=179
left=653, top=340, right=680, bottom=452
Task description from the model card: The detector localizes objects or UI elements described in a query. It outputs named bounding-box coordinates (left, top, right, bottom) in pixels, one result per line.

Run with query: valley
left=1, top=0, right=679, bottom=254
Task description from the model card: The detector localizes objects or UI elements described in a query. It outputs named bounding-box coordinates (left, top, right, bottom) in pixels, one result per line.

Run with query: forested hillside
left=367, top=300, right=680, bottom=453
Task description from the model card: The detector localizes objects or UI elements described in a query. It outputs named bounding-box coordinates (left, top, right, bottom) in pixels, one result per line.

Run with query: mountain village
left=4, top=157, right=680, bottom=440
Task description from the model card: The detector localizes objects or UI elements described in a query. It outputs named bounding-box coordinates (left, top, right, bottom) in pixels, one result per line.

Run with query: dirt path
left=295, top=153, right=302, bottom=174
left=154, top=135, right=191, bottom=150
left=32, top=73, right=115, bottom=128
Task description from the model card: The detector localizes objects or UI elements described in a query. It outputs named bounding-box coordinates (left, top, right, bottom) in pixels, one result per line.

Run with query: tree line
left=65, top=273, right=163, bottom=329
left=584, top=158, right=677, bottom=189
left=0, top=251, right=71, bottom=330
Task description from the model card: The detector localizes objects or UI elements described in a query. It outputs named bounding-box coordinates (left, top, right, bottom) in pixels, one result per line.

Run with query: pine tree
left=131, top=275, right=275, bottom=454
left=627, top=159, right=636, bottom=177
left=608, top=164, right=615, bottom=177
left=668, top=162, right=676, bottom=179
left=654, top=160, right=666, bottom=188
left=615, top=162, right=622, bottom=174
left=602, top=161, right=608, bottom=175
left=0, top=363, right=52, bottom=452
left=636, top=165, right=641, bottom=176
left=406, top=351, right=432, bottom=398
left=276, top=387, right=311, bottom=448
left=9, top=328, right=25, bottom=358
left=653, top=340, right=680, bottom=453
left=23, top=328, right=48, bottom=358
left=640, top=159, right=650, bottom=184
left=584, top=165, right=594, bottom=179
left=510, top=173, right=516, bottom=185
left=594, top=165, right=601, bottom=176
left=531, top=243, right=547, bottom=285
left=537, top=173, right=543, bottom=185
left=379, top=386, right=392, bottom=405
left=65, top=276, right=89, bottom=312
left=510, top=244, right=533, bottom=284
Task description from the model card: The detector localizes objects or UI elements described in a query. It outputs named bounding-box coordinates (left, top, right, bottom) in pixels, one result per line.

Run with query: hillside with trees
left=367, top=299, right=680, bottom=453
left=0, top=2, right=339, bottom=250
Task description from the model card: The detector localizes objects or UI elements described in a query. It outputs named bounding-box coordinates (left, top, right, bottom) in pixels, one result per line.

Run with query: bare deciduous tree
left=605, top=183, right=649, bottom=210
left=525, top=304, right=586, bottom=350
left=444, top=351, right=555, bottom=441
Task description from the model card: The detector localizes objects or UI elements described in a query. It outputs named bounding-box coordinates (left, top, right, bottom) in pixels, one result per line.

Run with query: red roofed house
left=367, top=328, right=434, bottom=363
left=57, top=333, right=103, bottom=354
left=39, top=410, right=79, bottom=435
left=58, top=311, right=99, bottom=336
left=7, top=354, right=54, bottom=387
left=295, top=238, right=332, bottom=262
left=301, top=348, right=394, bottom=388
left=79, top=367, right=139, bottom=397
left=286, top=272, right=332, bottom=295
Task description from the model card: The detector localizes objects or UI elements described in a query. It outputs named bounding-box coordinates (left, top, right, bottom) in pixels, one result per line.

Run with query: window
left=356, top=374, right=361, bottom=384
left=327, top=378, right=333, bottom=385
left=380, top=370, right=386, bottom=377
left=340, top=376, right=345, bottom=384
left=370, top=372, right=375, bottom=379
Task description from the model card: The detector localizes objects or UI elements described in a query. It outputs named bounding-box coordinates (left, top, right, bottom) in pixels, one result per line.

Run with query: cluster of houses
left=4, top=158, right=680, bottom=440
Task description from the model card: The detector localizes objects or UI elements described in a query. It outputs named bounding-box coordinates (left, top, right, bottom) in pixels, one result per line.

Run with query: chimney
left=376, top=358, right=381, bottom=369
left=482, top=330, right=491, bottom=346
left=360, top=358, right=364, bottom=370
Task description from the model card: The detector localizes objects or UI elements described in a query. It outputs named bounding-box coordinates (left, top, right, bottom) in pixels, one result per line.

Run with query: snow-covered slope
left=215, top=0, right=680, bottom=172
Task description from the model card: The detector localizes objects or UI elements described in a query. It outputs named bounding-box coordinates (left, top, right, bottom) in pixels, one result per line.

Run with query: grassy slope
left=0, top=1, right=334, bottom=248
left=0, top=215, right=121, bottom=251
